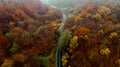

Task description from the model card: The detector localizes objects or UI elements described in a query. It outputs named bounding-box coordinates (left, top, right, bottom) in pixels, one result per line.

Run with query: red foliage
left=30, top=27, right=55, bottom=54
left=26, top=24, right=37, bottom=34
left=0, top=1, right=47, bottom=23
left=18, top=3, right=38, bottom=18
left=14, top=9, right=30, bottom=21
left=0, top=0, right=62, bottom=66
left=18, top=38, right=35, bottom=49
left=106, top=14, right=118, bottom=22
left=0, top=33, right=10, bottom=48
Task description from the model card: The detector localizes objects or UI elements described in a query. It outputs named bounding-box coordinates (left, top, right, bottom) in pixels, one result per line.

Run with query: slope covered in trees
left=0, top=0, right=62, bottom=67
left=62, top=1, right=120, bottom=67
left=0, top=0, right=120, bottom=67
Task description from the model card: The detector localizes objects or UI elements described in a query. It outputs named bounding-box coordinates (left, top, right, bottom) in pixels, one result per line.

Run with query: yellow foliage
left=67, top=36, right=79, bottom=54
left=100, top=48, right=111, bottom=56
left=97, top=29, right=104, bottom=35
left=67, top=47, right=74, bottom=53
left=1, top=59, right=14, bottom=67
left=9, top=21, right=15, bottom=29
left=109, top=32, right=118, bottom=39
left=61, top=53, right=69, bottom=67
left=86, top=13, right=92, bottom=18
left=98, top=6, right=111, bottom=16
left=93, top=13, right=102, bottom=21
left=70, top=36, right=78, bottom=47
left=116, top=59, right=120, bottom=65
left=68, top=65, right=71, bottom=67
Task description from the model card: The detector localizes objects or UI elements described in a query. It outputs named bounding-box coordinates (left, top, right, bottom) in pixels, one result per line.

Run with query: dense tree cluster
left=1, top=0, right=120, bottom=67
left=0, top=0, right=62, bottom=67
left=63, top=1, right=120, bottom=67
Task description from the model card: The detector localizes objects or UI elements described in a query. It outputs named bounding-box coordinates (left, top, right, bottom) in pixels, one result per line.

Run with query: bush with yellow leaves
left=93, top=13, right=102, bottom=21
left=1, top=59, right=14, bottom=67
left=61, top=36, right=78, bottom=67
left=97, top=6, right=111, bottom=16
left=61, top=53, right=69, bottom=67
left=68, top=36, right=78, bottom=53
left=100, top=48, right=111, bottom=56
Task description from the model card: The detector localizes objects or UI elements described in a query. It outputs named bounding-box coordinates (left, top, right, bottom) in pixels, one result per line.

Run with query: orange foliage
left=74, top=10, right=88, bottom=22
left=73, top=27, right=91, bottom=37
left=10, top=27, right=25, bottom=38
left=74, top=14, right=83, bottom=22
left=12, top=53, right=28, bottom=63
left=51, top=19, right=61, bottom=24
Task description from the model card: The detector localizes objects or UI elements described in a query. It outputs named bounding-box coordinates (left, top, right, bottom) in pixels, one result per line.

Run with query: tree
left=57, top=30, right=72, bottom=51
left=0, top=33, right=10, bottom=48
left=73, top=27, right=90, bottom=38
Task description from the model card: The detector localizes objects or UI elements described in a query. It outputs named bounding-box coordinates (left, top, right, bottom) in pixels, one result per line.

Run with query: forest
left=0, top=0, right=120, bottom=67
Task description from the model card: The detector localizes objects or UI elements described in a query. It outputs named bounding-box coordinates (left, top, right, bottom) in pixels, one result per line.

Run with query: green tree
left=10, top=42, right=21, bottom=53
left=37, top=55, right=50, bottom=67
left=57, top=30, right=72, bottom=51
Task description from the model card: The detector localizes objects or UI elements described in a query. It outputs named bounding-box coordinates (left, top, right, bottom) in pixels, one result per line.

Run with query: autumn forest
left=0, top=0, right=120, bottom=67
